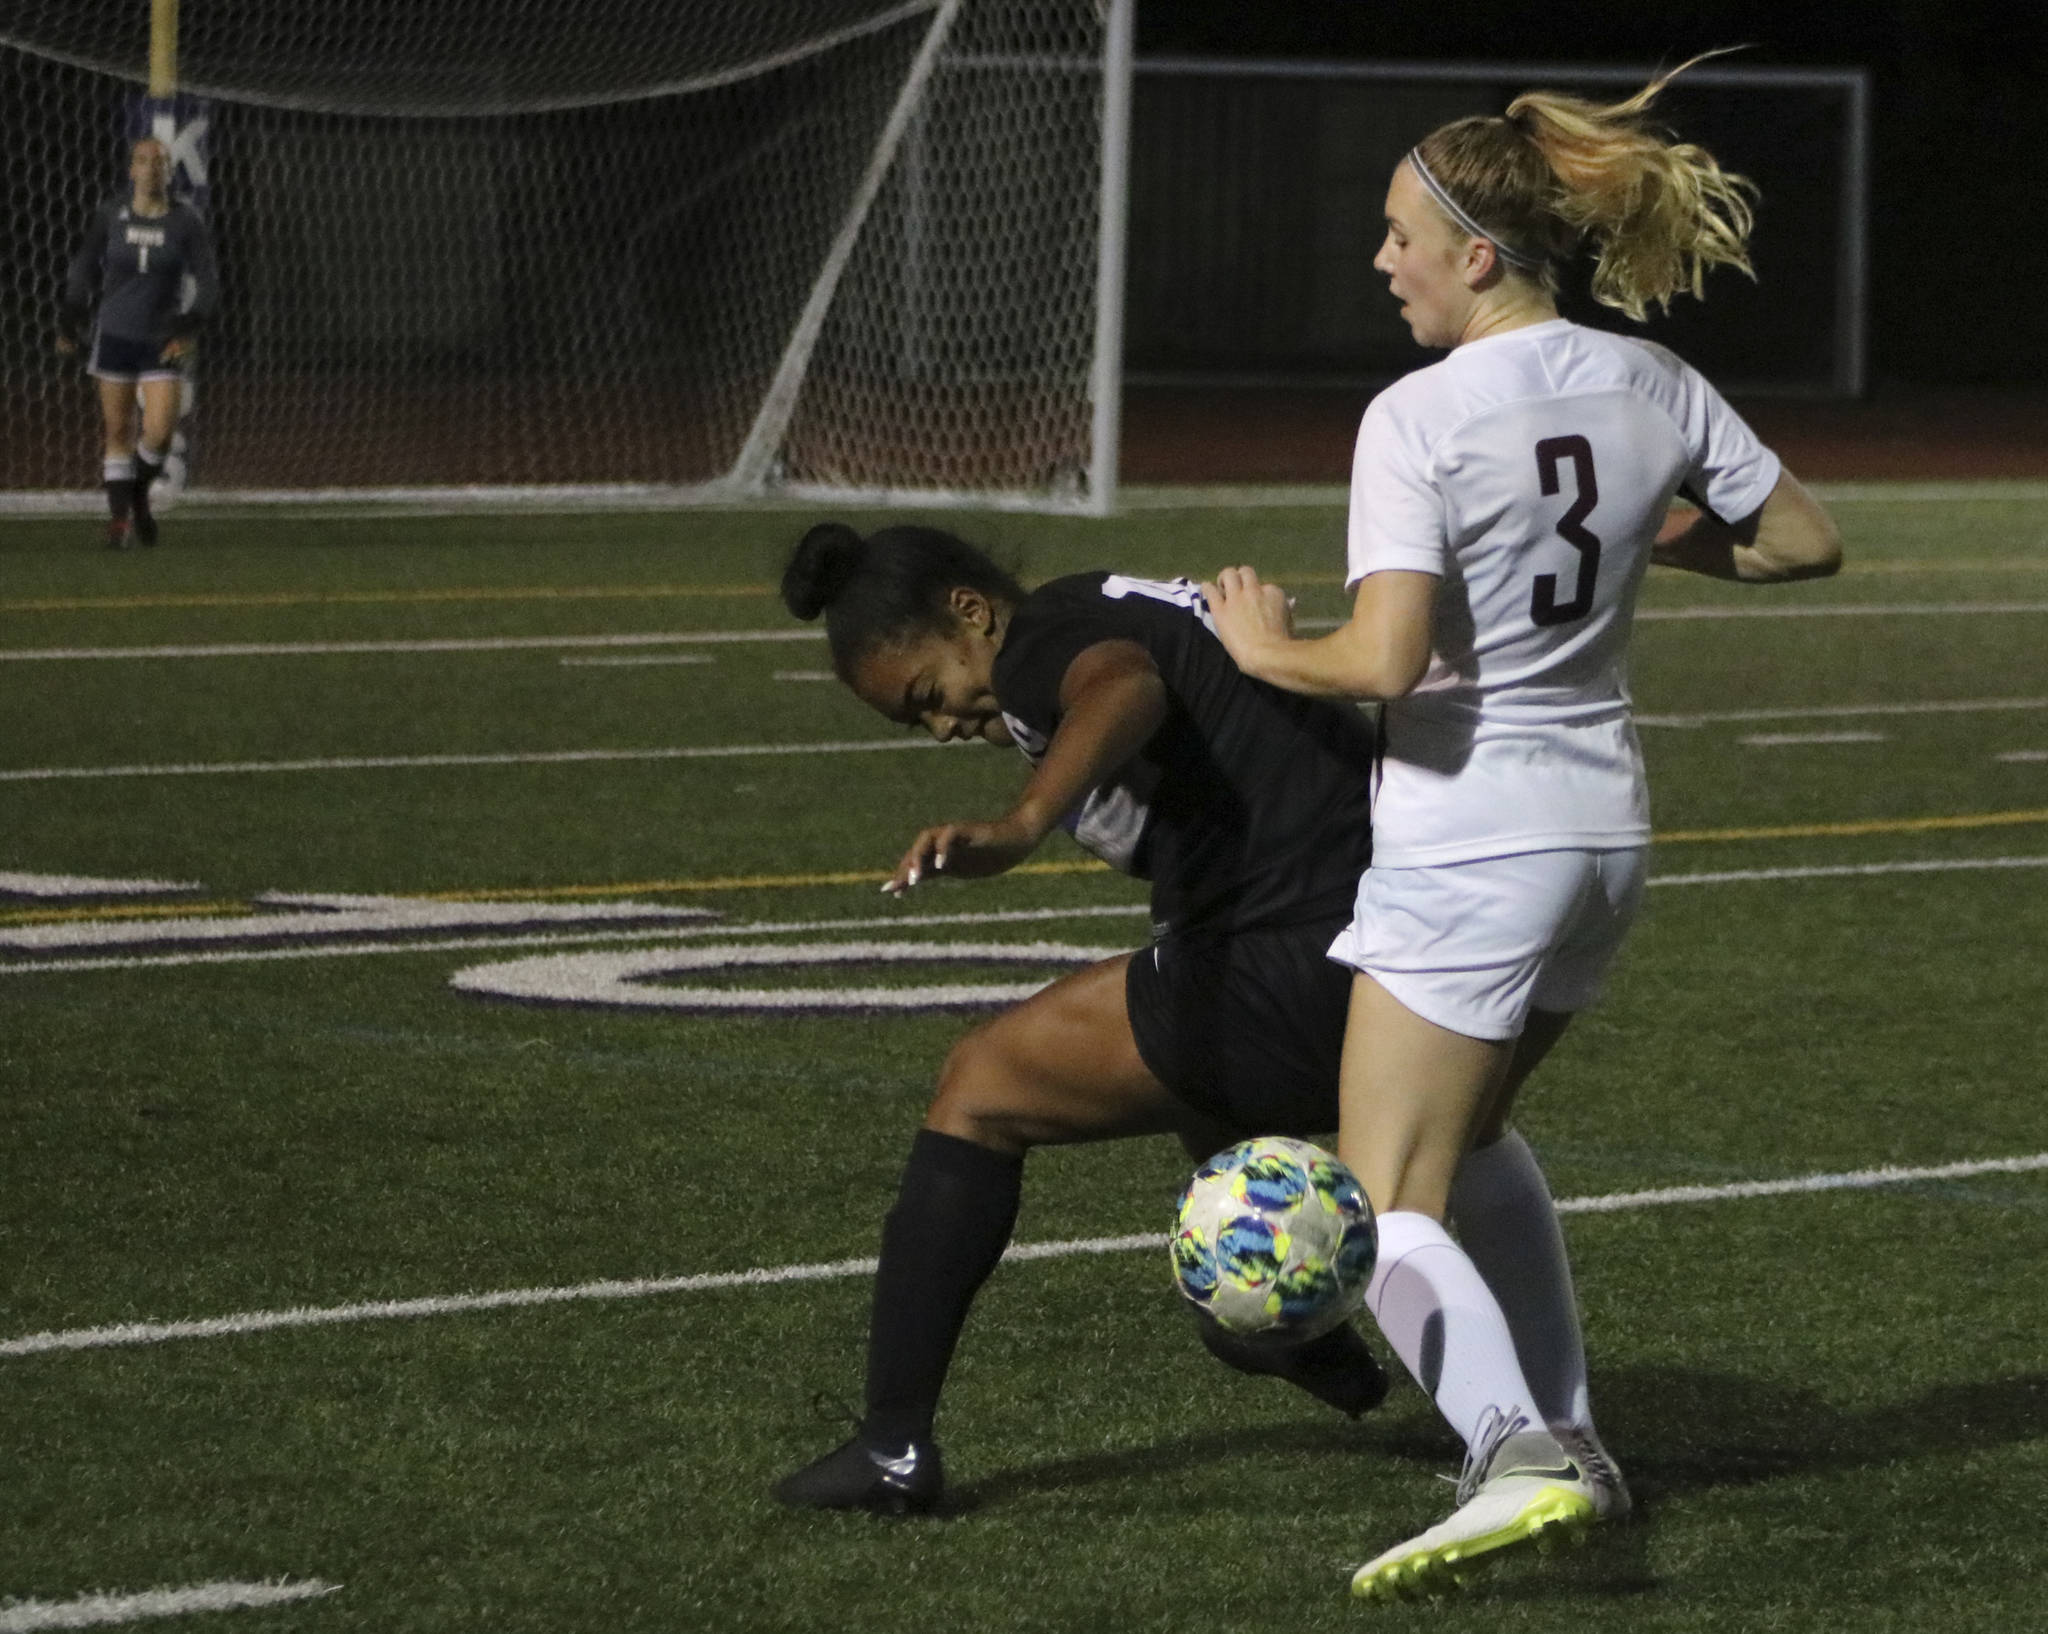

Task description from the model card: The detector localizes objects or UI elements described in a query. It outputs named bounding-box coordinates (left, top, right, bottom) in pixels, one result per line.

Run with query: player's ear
left=1463, top=235, right=1502, bottom=290
left=949, top=586, right=995, bottom=633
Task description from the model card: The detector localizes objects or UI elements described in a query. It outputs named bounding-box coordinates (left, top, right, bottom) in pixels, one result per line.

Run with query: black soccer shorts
left=1124, top=913, right=1355, bottom=1140
left=88, top=331, right=182, bottom=382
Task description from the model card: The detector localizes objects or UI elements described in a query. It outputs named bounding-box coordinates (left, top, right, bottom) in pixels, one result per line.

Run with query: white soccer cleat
left=1348, top=1413, right=1598, bottom=1602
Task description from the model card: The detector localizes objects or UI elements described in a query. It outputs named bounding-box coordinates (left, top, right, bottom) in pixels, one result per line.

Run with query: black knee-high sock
left=132, top=450, right=163, bottom=515
left=861, top=1128, right=1024, bottom=1448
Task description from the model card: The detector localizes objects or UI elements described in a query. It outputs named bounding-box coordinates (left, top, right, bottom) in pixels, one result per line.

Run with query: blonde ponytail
left=1510, top=59, right=1756, bottom=319
left=1411, top=53, right=1758, bottom=321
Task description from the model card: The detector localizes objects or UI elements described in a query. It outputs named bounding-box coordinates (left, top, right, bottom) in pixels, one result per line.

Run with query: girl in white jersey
left=1205, top=61, right=1841, bottom=1600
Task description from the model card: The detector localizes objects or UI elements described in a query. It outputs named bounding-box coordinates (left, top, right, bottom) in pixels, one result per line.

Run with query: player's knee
left=927, top=1024, right=1037, bottom=1151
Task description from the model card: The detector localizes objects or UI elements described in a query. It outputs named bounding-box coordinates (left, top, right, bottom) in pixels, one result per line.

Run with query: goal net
left=0, top=0, right=1128, bottom=511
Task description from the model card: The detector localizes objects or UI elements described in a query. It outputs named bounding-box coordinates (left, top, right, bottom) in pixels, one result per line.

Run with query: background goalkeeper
left=59, top=135, right=218, bottom=547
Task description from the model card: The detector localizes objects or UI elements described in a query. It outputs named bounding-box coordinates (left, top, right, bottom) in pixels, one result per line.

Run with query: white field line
left=2001, top=750, right=2048, bottom=763
left=0, top=872, right=203, bottom=898
left=4, top=1154, right=2041, bottom=1360
left=1294, top=603, right=2048, bottom=635
left=1637, top=696, right=2048, bottom=728
left=0, top=738, right=949, bottom=783
left=1642, top=855, right=2048, bottom=886
left=0, top=1581, right=340, bottom=1631
left=0, top=903, right=1153, bottom=977
left=5, top=857, right=2045, bottom=976
left=9, top=692, right=2043, bottom=780
left=1634, top=601, right=2048, bottom=621
left=1739, top=731, right=1889, bottom=747
left=773, top=670, right=837, bottom=682
left=0, top=924, right=736, bottom=976
left=6, top=477, right=2048, bottom=518
left=558, top=654, right=714, bottom=668
left=0, top=895, right=710, bottom=955
left=9, top=599, right=2048, bottom=667
left=1556, top=1155, right=2048, bottom=1213
left=1114, top=481, right=2048, bottom=509
left=0, top=631, right=820, bottom=662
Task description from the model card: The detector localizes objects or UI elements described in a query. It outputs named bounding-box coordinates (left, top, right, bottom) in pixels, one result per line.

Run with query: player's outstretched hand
left=883, top=817, right=1039, bottom=895
left=1201, top=564, right=1296, bottom=670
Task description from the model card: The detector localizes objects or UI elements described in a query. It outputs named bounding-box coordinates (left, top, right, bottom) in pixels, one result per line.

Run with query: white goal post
left=0, top=0, right=1134, bottom=514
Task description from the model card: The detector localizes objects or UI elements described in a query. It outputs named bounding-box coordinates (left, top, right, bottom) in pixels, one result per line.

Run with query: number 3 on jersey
left=1531, top=435, right=1601, bottom=627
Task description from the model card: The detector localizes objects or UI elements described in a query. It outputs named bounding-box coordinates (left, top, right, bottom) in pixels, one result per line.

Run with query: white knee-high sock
left=1366, top=1209, right=1545, bottom=1451
left=1449, top=1130, right=1591, bottom=1433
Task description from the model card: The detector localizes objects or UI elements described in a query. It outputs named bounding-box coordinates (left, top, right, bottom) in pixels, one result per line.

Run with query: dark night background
left=1136, top=0, right=2047, bottom=387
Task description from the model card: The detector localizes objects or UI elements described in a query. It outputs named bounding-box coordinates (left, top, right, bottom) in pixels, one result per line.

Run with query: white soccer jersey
left=1347, top=319, right=1780, bottom=866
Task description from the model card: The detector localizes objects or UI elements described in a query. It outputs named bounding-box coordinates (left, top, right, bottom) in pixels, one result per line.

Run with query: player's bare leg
left=774, top=956, right=1381, bottom=1515
left=933, top=958, right=1387, bottom=1422
left=923, top=954, right=1201, bottom=1153
left=96, top=377, right=140, bottom=547
left=1337, top=976, right=1598, bottom=1599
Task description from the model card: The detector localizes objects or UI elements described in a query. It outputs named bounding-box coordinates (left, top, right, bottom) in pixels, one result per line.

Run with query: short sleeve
left=991, top=597, right=1126, bottom=740
left=1676, top=362, right=1781, bottom=525
left=1345, top=392, right=1449, bottom=590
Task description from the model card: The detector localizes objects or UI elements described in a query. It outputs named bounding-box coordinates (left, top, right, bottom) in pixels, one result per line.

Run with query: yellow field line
left=10, top=811, right=2045, bottom=926
left=0, top=583, right=777, bottom=613
left=420, top=859, right=1115, bottom=900
left=0, top=899, right=249, bottom=926
left=427, top=809, right=2048, bottom=899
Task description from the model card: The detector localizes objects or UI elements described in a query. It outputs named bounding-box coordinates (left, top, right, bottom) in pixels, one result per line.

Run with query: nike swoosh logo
left=1513, top=1462, right=1584, bottom=1483
left=867, top=1446, right=922, bottom=1481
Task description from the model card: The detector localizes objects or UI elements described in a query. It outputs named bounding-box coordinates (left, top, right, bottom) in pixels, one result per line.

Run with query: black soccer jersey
left=991, top=572, right=1376, bottom=938
left=65, top=198, right=219, bottom=346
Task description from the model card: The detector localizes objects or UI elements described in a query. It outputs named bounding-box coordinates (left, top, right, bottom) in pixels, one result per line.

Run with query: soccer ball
left=1171, top=1136, right=1377, bottom=1342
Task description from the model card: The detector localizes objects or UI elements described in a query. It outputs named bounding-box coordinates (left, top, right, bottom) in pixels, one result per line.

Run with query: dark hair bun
left=781, top=522, right=867, bottom=621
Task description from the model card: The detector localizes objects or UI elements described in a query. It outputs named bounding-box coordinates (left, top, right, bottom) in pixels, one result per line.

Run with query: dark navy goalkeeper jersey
left=991, top=571, right=1376, bottom=939
left=65, top=198, right=219, bottom=345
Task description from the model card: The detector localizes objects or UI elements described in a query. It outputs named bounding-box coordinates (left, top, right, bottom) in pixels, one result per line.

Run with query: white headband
left=1406, top=147, right=1548, bottom=274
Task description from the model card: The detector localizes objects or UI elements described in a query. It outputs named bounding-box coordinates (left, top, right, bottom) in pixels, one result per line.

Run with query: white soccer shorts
left=1326, top=846, right=1649, bottom=1042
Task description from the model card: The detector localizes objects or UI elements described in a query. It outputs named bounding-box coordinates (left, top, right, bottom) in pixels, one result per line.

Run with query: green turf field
left=2, top=491, right=2045, bottom=1633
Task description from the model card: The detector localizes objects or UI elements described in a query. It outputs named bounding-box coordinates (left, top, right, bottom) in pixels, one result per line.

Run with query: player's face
left=131, top=141, right=171, bottom=198
left=847, top=602, right=1013, bottom=747
left=1373, top=161, right=1478, bottom=349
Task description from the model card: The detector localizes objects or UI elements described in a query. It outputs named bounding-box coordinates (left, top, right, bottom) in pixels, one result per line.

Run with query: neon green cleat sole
left=1349, top=1485, right=1595, bottom=1602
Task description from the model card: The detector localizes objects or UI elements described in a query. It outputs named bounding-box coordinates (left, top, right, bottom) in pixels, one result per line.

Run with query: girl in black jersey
left=59, top=137, right=219, bottom=548
left=772, top=521, right=1384, bottom=1514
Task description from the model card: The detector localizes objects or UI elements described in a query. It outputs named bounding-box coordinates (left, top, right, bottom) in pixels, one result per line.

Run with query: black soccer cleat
left=1194, top=1310, right=1391, bottom=1419
left=773, top=1435, right=945, bottom=1516
left=132, top=507, right=159, bottom=547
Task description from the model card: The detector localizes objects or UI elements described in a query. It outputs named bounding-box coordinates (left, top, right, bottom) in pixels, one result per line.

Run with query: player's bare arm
left=885, top=639, right=1168, bottom=894
left=1653, top=470, right=1843, bottom=582
left=1204, top=564, right=1436, bottom=701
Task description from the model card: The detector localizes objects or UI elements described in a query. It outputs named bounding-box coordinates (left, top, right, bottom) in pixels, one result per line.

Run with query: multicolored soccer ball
left=1171, top=1136, right=1377, bottom=1341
